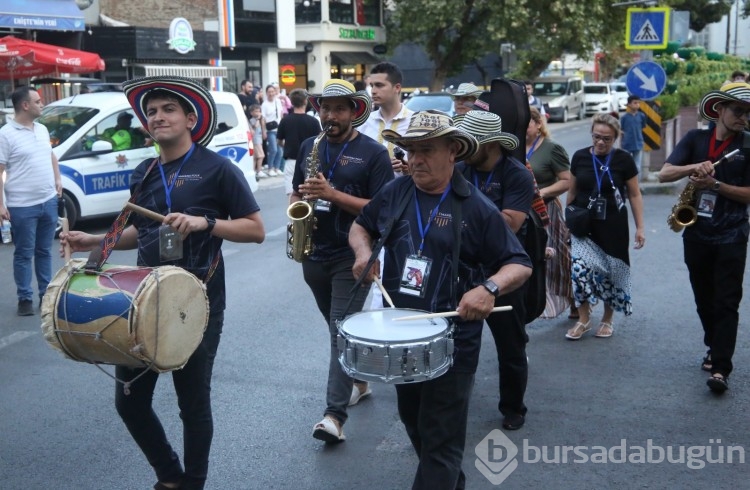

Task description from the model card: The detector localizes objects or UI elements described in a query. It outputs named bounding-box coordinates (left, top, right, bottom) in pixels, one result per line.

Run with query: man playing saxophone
left=290, top=79, right=394, bottom=442
left=658, top=82, right=750, bottom=394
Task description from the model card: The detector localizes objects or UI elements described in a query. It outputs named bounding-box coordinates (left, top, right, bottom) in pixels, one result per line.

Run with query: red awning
left=0, top=36, right=105, bottom=82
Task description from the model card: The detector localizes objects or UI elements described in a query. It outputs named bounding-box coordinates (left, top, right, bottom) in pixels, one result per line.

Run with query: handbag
left=565, top=204, right=592, bottom=238
left=265, top=100, right=280, bottom=130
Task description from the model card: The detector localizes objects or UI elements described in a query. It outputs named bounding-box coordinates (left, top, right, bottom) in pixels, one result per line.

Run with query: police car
left=38, top=91, right=256, bottom=229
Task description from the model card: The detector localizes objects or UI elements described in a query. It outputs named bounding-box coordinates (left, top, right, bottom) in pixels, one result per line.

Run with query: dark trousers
left=302, top=256, right=369, bottom=424
left=486, top=287, right=529, bottom=418
left=114, top=313, right=224, bottom=490
left=396, top=370, right=475, bottom=490
left=684, top=240, right=747, bottom=377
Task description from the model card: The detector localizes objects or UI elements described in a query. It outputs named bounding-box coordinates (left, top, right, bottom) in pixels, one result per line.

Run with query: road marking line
left=0, top=331, right=37, bottom=351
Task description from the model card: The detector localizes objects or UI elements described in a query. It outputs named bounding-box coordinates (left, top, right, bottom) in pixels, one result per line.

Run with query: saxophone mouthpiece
left=323, top=123, right=333, bottom=134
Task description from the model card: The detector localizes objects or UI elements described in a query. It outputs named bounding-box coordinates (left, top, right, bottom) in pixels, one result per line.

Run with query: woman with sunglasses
left=565, top=113, right=645, bottom=340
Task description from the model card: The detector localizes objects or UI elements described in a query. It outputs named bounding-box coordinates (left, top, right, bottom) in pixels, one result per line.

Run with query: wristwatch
left=712, top=180, right=721, bottom=191
left=482, top=279, right=501, bottom=298
left=204, top=216, right=216, bottom=234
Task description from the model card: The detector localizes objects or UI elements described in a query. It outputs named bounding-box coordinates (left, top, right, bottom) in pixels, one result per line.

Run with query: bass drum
left=337, top=308, right=454, bottom=384
left=41, top=259, right=209, bottom=372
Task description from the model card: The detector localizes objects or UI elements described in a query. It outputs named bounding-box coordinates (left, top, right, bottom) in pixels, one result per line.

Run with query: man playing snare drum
left=349, top=110, right=531, bottom=490
left=61, top=76, right=265, bottom=490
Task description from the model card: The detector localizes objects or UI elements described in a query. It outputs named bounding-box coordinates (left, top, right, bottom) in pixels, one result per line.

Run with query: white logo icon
left=475, top=429, right=519, bottom=485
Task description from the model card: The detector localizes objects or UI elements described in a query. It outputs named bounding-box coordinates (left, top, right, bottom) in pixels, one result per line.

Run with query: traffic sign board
left=626, top=61, right=667, bottom=100
left=625, top=7, right=670, bottom=50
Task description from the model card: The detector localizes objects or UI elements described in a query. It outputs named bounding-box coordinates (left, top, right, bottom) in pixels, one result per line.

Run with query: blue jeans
left=8, top=197, right=58, bottom=302
left=265, top=131, right=284, bottom=171
left=628, top=150, right=643, bottom=178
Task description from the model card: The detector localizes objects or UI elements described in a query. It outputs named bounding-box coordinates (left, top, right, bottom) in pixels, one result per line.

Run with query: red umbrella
left=0, top=36, right=105, bottom=86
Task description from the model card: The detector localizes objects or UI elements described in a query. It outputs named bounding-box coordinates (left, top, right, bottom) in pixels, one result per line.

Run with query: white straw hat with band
left=307, top=79, right=372, bottom=128
left=381, top=110, right=479, bottom=161
left=699, top=82, right=750, bottom=122
left=453, top=110, right=519, bottom=151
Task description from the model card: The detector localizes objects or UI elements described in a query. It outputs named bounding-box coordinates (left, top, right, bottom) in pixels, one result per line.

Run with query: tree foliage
left=668, top=0, right=734, bottom=32
left=385, top=0, right=742, bottom=90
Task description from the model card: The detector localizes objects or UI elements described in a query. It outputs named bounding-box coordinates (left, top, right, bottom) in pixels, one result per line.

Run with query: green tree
left=669, top=0, right=734, bottom=31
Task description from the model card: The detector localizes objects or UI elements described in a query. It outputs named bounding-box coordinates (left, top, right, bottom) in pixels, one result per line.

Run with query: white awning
left=133, top=64, right=228, bottom=78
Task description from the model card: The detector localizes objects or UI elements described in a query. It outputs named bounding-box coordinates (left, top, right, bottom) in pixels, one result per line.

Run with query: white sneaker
left=270, top=169, right=280, bottom=177
left=257, top=170, right=268, bottom=178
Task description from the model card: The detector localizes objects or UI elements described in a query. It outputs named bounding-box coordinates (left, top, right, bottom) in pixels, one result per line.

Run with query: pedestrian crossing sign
left=625, top=7, right=670, bottom=50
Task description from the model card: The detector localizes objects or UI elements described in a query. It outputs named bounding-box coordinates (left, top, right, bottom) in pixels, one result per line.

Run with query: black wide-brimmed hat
left=122, top=76, right=217, bottom=147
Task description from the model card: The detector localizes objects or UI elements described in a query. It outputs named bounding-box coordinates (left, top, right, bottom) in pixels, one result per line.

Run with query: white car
left=584, top=83, right=618, bottom=116
left=610, top=82, right=629, bottom=111
left=38, top=91, right=256, bottom=229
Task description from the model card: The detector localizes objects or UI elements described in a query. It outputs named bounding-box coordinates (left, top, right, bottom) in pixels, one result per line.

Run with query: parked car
left=532, top=76, right=584, bottom=123
left=404, top=92, right=455, bottom=116
left=610, top=82, right=629, bottom=111
left=584, top=83, right=618, bottom=116
left=38, top=91, right=256, bottom=230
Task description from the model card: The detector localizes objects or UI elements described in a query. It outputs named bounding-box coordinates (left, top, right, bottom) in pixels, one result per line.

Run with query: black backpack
left=474, top=78, right=547, bottom=323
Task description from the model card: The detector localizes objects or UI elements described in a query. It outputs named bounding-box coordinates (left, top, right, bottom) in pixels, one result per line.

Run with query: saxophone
left=286, top=125, right=330, bottom=261
left=667, top=149, right=739, bottom=232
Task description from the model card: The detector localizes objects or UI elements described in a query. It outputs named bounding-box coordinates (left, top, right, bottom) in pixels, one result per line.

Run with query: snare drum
left=336, top=308, right=454, bottom=384
left=41, top=259, right=209, bottom=372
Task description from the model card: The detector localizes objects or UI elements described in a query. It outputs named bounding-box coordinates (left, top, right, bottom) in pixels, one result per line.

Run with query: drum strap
left=450, top=194, right=462, bottom=311
left=345, top=180, right=415, bottom=314
left=85, top=158, right=160, bottom=271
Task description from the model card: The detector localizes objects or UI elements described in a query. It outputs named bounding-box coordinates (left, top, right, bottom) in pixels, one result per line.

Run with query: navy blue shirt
left=620, top=110, right=646, bottom=151
left=356, top=170, right=531, bottom=373
left=456, top=155, right=534, bottom=237
left=666, top=129, right=750, bottom=244
left=293, top=132, right=394, bottom=261
left=130, top=145, right=260, bottom=312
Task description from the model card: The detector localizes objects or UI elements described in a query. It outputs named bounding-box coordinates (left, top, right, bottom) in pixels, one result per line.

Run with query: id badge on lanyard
left=157, top=145, right=194, bottom=261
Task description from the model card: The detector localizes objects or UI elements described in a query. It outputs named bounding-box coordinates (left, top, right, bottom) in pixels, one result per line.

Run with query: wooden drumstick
left=61, top=217, right=71, bottom=263
left=373, top=276, right=395, bottom=308
left=394, top=306, right=513, bottom=321
left=125, top=202, right=166, bottom=223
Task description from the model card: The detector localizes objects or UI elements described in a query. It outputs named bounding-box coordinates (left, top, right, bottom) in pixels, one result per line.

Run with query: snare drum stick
left=125, top=202, right=166, bottom=223
left=394, top=306, right=513, bottom=321
left=373, top=276, right=395, bottom=308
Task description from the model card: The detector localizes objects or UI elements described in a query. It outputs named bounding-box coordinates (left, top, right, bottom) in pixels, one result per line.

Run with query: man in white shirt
left=360, top=61, right=414, bottom=176
left=0, top=86, right=62, bottom=316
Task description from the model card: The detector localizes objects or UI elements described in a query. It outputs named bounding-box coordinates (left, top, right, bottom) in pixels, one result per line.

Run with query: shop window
left=296, top=0, right=321, bottom=23
left=357, top=0, right=381, bottom=26
left=330, top=0, right=354, bottom=24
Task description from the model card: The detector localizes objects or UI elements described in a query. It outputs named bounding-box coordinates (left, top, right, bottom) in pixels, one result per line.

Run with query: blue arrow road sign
left=626, top=61, right=667, bottom=101
left=626, top=7, right=670, bottom=49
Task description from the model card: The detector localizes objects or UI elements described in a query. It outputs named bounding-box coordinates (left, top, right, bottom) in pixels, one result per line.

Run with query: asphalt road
left=1, top=119, right=748, bottom=489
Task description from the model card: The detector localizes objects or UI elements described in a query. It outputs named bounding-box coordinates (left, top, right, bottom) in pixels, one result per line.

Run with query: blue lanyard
left=324, top=140, right=350, bottom=180
left=414, top=183, right=451, bottom=256
left=526, top=135, right=541, bottom=161
left=158, top=144, right=195, bottom=213
left=473, top=168, right=497, bottom=193
left=591, top=152, right=613, bottom=194
left=472, top=156, right=502, bottom=193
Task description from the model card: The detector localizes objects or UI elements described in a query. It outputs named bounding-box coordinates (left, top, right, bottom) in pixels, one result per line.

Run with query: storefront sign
left=339, top=28, right=375, bottom=40
left=167, top=18, right=197, bottom=54
left=281, top=65, right=296, bottom=85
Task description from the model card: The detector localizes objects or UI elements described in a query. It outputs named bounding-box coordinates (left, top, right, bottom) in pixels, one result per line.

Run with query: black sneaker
left=17, top=300, right=34, bottom=316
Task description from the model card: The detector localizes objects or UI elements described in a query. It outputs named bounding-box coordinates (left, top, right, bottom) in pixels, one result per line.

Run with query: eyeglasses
left=727, top=105, right=750, bottom=118
left=591, top=133, right=614, bottom=143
